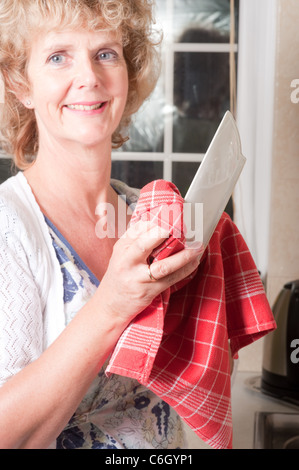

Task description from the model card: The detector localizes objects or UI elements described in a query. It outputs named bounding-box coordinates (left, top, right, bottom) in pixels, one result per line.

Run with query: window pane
left=117, top=0, right=167, bottom=153
left=172, top=161, right=200, bottom=197
left=173, top=51, right=230, bottom=153
left=111, top=161, right=163, bottom=189
left=173, top=0, right=239, bottom=42
left=120, top=84, right=165, bottom=153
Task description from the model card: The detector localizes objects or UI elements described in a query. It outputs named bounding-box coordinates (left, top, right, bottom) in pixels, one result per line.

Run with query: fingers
left=120, top=220, right=170, bottom=257
left=117, top=219, right=204, bottom=293
left=147, top=242, right=204, bottom=286
left=120, top=220, right=204, bottom=286
left=98, top=220, right=204, bottom=324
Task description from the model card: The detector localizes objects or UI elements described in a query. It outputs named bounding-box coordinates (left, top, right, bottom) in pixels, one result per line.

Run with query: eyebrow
left=42, top=44, right=73, bottom=54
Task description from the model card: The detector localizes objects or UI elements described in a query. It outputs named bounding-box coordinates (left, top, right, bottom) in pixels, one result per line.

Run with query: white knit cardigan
left=0, top=171, right=139, bottom=386
left=0, top=172, right=65, bottom=385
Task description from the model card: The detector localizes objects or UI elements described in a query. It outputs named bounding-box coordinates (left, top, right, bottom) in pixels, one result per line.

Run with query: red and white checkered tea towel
left=106, top=180, right=276, bottom=449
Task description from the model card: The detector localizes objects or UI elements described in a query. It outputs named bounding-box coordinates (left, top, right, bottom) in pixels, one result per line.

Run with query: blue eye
left=98, top=51, right=117, bottom=61
left=49, top=54, right=65, bottom=64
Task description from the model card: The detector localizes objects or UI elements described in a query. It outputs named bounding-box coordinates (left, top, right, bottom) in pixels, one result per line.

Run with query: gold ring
left=147, top=263, right=158, bottom=282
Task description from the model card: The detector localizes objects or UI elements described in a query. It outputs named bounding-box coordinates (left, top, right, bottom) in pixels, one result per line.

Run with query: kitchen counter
left=183, top=370, right=299, bottom=449
left=231, top=371, right=299, bottom=449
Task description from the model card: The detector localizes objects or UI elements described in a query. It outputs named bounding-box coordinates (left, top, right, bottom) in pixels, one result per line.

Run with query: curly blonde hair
left=0, top=0, right=161, bottom=169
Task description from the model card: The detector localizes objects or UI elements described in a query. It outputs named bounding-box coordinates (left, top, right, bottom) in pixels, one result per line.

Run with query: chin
left=69, top=130, right=112, bottom=148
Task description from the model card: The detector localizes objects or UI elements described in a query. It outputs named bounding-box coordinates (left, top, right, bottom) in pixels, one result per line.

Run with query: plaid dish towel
left=106, top=180, right=276, bottom=449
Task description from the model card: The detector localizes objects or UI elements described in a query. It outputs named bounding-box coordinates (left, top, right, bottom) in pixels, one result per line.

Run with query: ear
left=2, top=70, right=33, bottom=109
left=20, top=96, right=34, bottom=109
left=15, top=88, right=34, bottom=109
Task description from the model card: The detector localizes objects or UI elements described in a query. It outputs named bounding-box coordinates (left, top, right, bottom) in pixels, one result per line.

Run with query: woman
left=0, top=0, right=203, bottom=449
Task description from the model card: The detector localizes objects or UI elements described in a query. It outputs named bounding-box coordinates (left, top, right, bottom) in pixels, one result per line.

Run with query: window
left=111, top=0, right=239, bottom=217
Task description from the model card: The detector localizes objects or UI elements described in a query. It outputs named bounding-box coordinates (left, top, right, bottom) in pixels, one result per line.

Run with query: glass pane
left=173, top=0, right=239, bottom=42
left=119, top=0, right=167, bottom=153
left=121, top=84, right=165, bottom=153
left=173, top=51, right=230, bottom=153
left=172, top=161, right=200, bottom=198
left=111, top=161, right=163, bottom=189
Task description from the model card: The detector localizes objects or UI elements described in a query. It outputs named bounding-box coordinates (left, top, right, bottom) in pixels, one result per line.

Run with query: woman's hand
left=96, top=220, right=204, bottom=325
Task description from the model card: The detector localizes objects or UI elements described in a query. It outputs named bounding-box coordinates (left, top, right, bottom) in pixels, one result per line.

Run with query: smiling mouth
left=66, top=102, right=105, bottom=111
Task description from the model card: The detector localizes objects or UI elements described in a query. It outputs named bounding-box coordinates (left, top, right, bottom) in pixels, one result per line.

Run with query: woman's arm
left=0, top=220, right=203, bottom=449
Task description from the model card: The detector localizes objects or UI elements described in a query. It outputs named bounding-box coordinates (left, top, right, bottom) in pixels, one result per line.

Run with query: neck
left=24, top=140, right=115, bottom=219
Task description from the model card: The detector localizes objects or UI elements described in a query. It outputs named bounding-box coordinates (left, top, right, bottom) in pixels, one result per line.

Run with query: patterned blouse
left=44, top=183, right=184, bottom=450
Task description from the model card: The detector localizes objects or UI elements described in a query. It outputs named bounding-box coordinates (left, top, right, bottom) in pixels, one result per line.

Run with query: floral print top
left=44, top=183, right=184, bottom=450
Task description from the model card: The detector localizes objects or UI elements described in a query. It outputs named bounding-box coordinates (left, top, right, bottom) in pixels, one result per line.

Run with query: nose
left=74, top=55, right=100, bottom=89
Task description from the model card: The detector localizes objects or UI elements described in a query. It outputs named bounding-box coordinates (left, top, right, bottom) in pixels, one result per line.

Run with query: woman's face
left=25, top=28, right=129, bottom=151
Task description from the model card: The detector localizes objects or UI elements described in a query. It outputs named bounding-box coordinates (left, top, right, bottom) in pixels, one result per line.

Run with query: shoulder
left=0, top=174, right=29, bottom=241
left=0, top=172, right=33, bottom=223
left=0, top=172, right=52, bottom=263
left=0, top=172, right=43, bottom=233
left=110, top=178, right=140, bottom=207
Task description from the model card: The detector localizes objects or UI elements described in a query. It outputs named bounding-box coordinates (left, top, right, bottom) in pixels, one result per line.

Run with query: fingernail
left=185, top=241, right=204, bottom=251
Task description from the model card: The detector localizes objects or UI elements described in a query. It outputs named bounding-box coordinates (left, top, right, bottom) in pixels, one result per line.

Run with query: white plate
left=184, top=111, right=246, bottom=247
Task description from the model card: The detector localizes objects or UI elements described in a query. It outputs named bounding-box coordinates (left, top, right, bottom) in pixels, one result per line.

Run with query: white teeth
left=67, top=103, right=103, bottom=111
